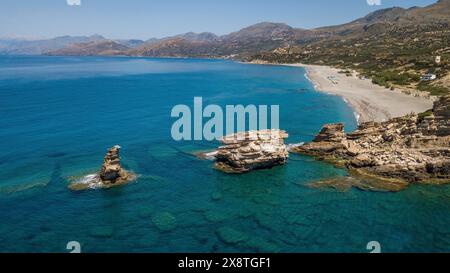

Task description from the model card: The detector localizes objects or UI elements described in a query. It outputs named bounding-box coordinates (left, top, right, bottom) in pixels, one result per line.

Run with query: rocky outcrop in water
left=99, top=145, right=128, bottom=182
left=294, top=95, right=450, bottom=191
left=213, top=130, right=289, bottom=173
left=69, top=145, right=136, bottom=191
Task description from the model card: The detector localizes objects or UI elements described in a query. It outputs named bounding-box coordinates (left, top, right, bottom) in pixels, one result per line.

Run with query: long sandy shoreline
left=287, top=64, right=434, bottom=123
left=249, top=61, right=434, bottom=123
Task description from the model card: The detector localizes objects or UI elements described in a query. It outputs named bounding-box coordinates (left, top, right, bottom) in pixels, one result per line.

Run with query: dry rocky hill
left=251, top=0, right=450, bottom=95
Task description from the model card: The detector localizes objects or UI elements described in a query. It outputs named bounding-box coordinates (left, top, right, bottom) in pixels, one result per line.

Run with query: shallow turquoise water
left=0, top=56, right=448, bottom=253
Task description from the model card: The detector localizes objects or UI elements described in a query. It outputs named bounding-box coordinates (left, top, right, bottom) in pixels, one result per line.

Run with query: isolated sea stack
left=99, top=145, right=133, bottom=183
left=69, top=145, right=136, bottom=191
left=214, top=129, right=289, bottom=173
left=293, top=95, right=450, bottom=191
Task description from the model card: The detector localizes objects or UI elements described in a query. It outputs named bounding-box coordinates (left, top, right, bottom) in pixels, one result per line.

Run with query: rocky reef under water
left=69, top=145, right=136, bottom=191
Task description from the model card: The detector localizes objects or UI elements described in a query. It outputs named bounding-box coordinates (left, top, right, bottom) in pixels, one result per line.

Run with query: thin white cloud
left=367, top=0, right=382, bottom=6
left=67, top=0, right=81, bottom=6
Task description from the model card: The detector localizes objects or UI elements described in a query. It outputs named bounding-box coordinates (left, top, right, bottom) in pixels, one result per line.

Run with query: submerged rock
left=243, top=236, right=281, bottom=253
left=216, top=226, right=281, bottom=252
left=211, top=192, right=223, bottom=201
left=213, top=129, right=289, bottom=174
left=69, top=145, right=136, bottom=191
left=216, top=227, right=248, bottom=244
left=204, top=210, right=234, bottom=223
left=307, top=176, right=409, bottom=192
left=151, top=212, right=177, bottom=232
left=294, top=95, right=450, bottom=189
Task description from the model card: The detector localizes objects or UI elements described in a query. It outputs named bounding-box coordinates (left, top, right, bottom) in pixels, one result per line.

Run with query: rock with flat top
left=213, top=130, right=289, bottom=173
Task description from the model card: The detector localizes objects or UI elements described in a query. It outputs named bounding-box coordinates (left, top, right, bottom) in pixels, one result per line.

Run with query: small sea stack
left=69, top=145, right=136, bottom=191
left=214, top=129, right=289, bottom=174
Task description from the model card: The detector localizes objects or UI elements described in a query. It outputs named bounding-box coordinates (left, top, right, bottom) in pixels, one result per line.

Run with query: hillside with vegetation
left=250, top=0, right=450, bottom=96
left=7, top=1, right=448, bottom=95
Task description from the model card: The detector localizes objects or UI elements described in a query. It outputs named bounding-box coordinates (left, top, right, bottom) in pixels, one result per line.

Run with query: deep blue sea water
left=0, top=55, right=448, bottom=253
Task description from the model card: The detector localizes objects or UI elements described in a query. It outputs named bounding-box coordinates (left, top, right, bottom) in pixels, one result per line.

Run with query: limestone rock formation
left=99, top=145, right=127, bottom=182
left=69, top=145, right=136, bottom=191
left=294, top=95, right=450, bottom=190
left=433, top=95, right=450, bottom=136
left=214, top=130, right=289, bottom=173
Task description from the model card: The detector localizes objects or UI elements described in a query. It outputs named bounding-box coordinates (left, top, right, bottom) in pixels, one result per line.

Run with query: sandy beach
left=283, top=64, right=434, bottom=123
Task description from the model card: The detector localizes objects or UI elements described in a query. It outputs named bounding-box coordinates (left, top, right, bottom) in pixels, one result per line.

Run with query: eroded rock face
left=214, top=130, right=289, bottom=173
left=433, top=95, right=450, bottom=136
left=69, top=145, right=136, bottom=191
left=294, top=95, right=450, bottom=188
left=314, top=123, right=346, bottom=142
left=100, top=145, right=125, bottom=183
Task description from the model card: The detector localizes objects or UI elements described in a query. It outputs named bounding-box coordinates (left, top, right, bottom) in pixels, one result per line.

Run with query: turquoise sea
left=0, top=56, right=449, bottom=253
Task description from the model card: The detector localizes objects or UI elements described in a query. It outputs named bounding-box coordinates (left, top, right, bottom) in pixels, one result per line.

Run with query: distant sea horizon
left=0, top=55, right=449, bottom=253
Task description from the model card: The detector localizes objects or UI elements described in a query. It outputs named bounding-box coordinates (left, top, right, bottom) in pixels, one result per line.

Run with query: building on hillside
left=435, top=56, right=441, bottom=64
left=421, top=73, right=437, bottom=81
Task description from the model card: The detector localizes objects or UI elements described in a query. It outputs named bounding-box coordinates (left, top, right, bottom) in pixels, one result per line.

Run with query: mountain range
left=0, top=35, right=105, bottom=55
left=251, top=0, right=449, bottom=95
left=0, top=0, right=448, bottom=94
left=1, top=0, right=447, bottom=59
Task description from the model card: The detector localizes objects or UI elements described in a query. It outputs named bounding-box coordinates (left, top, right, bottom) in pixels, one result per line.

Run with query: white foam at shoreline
left=287, top=143, right=305, bottom=152
left=304, top=73, right=311, bottom=82
left=304, top=72, right=318, bottom=89
left=354, top=112, right=361, bottom=124
left=77, top=174, right=97, bottom=184
left=204, top=151, right=218, bottom=160
left=73, top=174, right=103, bottom=189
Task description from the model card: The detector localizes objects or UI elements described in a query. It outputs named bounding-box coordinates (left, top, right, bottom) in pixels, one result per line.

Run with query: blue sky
left=0, top=0, right=438, bottom=40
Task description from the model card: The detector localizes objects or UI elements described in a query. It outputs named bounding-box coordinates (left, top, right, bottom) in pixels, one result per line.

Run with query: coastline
left=248, top=61, right=434, bottom=123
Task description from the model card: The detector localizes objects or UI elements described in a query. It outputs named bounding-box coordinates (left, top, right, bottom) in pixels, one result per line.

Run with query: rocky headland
left=293, top=95, right=450, bottom=191
left=69, top=145, right=136, bottom=191
left=213, top=130, right=289, bottom=174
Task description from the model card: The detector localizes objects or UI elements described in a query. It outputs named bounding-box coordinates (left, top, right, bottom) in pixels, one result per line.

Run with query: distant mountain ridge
left=42, top=22, right=300, bottom=57
left=0, top=35, right=106, bottom=55
left=2, top=0, right=449, bottom=59
left=0, top=35, right=144, bottom=55
left=46, top=40, right=130, bottom=56
left=251, top=0, right=450, bottom=96
left=123, top=22, right=300, bottom=58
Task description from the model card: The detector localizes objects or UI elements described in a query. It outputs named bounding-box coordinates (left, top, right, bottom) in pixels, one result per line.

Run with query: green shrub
left=417, top=82, right=449, bottom=96
left=418, top=109, right=433, bottom=123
